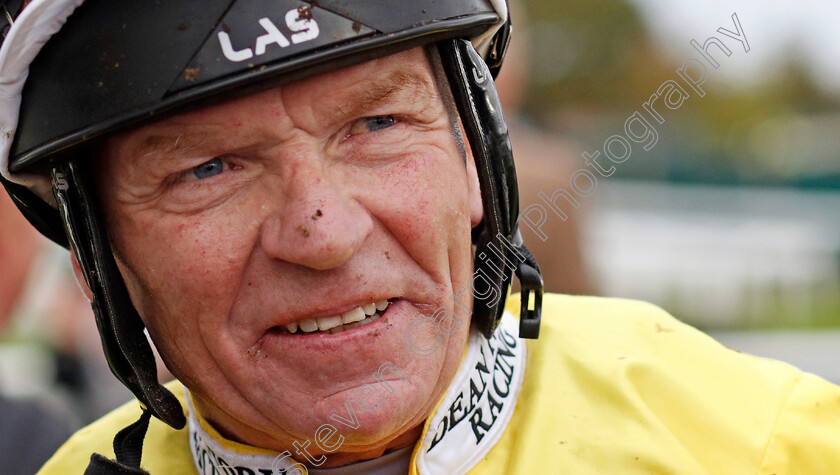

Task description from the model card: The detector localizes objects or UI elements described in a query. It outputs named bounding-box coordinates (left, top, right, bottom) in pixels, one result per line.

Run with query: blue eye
left=365, top=116, right=395, bottom=132
left=348, top=115, right=397, bottom=137
left=192, top=157, right=225, bottom=180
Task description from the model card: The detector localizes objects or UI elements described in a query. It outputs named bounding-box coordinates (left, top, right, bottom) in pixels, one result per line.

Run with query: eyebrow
left=139, top=134, right=187, bottom=157
left=119, top=132, right=203, bottom=171
left=330, top=68, right=438, bottom=123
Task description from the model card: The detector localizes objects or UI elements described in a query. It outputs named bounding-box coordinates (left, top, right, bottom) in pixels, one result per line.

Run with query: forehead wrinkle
left=110, top=61, right=438, bottom=168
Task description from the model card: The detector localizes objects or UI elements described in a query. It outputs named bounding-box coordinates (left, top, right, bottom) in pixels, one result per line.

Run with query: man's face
left=97, top=48, right=483, bottom=456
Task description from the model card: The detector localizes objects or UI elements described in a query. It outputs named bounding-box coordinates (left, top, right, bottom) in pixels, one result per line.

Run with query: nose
left=260, top=159, right=372, bottom=270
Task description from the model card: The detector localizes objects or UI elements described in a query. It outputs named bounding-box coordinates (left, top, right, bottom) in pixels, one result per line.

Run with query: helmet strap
left=51, top=159, right=186, bottom=429
left=437, top=38, right=542, bottom=339
left=83, top=409, right=153, bottom=474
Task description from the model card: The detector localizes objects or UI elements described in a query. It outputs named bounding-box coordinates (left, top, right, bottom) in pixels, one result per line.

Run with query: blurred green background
left=511, top=0, right=840, bottom=331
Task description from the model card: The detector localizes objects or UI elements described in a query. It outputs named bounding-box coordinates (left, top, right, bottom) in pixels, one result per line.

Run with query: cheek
left=109, top=204, right=260, bottom=331
left=368, top=149, right=473, bottom=277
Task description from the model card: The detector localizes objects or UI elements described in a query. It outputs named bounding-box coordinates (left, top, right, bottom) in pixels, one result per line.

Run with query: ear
left=70, top=250, right=94, bottom=302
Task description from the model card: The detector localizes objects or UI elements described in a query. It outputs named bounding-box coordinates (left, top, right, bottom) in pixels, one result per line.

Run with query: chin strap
left=84, top=410, right=152, bottom=474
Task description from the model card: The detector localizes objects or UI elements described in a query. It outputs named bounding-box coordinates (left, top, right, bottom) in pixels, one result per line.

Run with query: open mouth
left=273, top=299, right=392, bottom=335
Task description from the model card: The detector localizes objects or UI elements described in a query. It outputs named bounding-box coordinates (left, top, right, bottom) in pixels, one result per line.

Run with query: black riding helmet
left=0, top=0, right=542, bottom=469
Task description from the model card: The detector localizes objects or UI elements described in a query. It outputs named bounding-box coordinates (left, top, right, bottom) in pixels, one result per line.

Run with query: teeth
left=285, top=300, right=392, bottom=334
left=317, top=315, right=343, bottom=331
left=299, top=318, right=318, bottom=333
left=342, top=313, right=381, bottom=331
left=342, top=307, right=366, bottom=324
